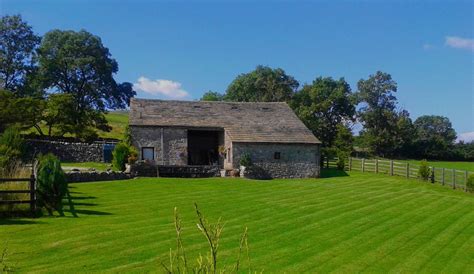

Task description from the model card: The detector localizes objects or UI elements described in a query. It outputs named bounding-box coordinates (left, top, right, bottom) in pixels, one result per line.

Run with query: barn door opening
left=187, top=130, right=219, bottom=166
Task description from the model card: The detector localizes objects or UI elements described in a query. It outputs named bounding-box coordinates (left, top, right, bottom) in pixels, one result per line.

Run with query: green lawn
left=61, top=162, right=114, bottom=171
left=397, top=160, right=474, bottom=172
left=1, top=171, right=473, bottom=273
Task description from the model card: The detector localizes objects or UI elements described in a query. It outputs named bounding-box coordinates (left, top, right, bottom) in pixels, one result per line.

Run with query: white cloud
left=423, top=43, right=435, bottom=50
left=457, top=132, right=474, bottom=143
left=445, top=36, right=474, bottom=52
left=133, top=77, right=190, bottom=99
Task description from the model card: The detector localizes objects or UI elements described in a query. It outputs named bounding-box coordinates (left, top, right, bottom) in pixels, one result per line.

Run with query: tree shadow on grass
left=63, top=188, right=112, bottom=217
left=321, top=168, right=349, bottom=178
left=0, top=219, right=41, bottom=225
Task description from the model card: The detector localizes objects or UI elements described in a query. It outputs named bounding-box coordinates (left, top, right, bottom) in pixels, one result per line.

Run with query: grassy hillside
left=22, top=111, right=129, bottom=140
left=1, top=172, right=473, bottom=273
left=98, top=111, right=129, bottom=140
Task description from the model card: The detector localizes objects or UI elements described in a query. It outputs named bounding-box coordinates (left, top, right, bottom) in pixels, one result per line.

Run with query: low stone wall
left=130, top=162, right=159, bottom=177
left=25, top=139, right=117, bottom=162
left=240, top=163, right=319, bottom=179
left=66, top=171, right=131, bottom=183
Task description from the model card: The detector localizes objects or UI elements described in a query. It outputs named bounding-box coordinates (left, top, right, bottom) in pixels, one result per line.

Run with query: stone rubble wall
left=65, top=171, right=131, bottom=183
left=25, top=139, right=116, bottom=162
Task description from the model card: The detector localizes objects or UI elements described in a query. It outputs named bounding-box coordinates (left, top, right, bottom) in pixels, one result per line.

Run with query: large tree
left=0, top=15, right=41, bottom=94
left=413, top=115, right=457, bottom=159
left=225, top=65, right=298, bottom=102
left=37, top=29, right=135, bottom=136
left=356, top=71, right=409, bottom=156
left=291, top=77, right=356, bottom=147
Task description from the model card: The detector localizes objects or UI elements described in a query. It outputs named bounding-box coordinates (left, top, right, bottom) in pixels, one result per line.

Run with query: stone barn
left=129, top=98, right=321, bottom=178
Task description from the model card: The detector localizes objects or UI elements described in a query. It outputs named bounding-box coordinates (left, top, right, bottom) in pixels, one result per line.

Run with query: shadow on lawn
left=0, top=219, right=41, bottom=225
left=63, top=188, right=112, bottom=217
left=321, top=168, right=349, bottom=178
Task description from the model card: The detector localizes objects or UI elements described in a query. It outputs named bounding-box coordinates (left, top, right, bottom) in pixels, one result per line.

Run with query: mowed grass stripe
left=1, top=172, right=473, bottom=273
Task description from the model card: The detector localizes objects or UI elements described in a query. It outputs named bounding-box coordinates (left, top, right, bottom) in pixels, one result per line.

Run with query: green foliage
left=200, top=90, right=224, bottom=101
left=37, top=29, right=135, bottom=136
left=0, top=126, right=25, bottom=171
left=0, top=15, right=41, bottom=94
left=112, top=142, right=136, bottom=171
left=36, top=153, right=67, bottom=215
left=336, top=155, right=346, bottom=170
left=356, top=71, right=414, bottom=157
left=291, top=77, right=356, bottom=147
left=225, top=65, right=298, bottom=102
left=413, top=115, right=457, bottom=159
left=42, top=93, right=76, bottom=136
left=0, top=89, right=45, bottom=133
left=418, top=160, right=431, bottom=181
left=239, top=153, right=252, bottom=167
left=334, top=124, right=353, bottom=154
left=466, top=174, right=474, bottom=193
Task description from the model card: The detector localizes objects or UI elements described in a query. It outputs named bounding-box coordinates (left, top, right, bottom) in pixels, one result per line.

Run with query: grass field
left=61, top=162, right=114, bottom=171
left=1, top=171, right=473, bottom=273
left=397, top=159, right=474, bottom=172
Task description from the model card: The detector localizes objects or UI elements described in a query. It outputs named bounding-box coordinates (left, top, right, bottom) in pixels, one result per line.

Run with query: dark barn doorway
left=187, top=130, right=219, bottom=165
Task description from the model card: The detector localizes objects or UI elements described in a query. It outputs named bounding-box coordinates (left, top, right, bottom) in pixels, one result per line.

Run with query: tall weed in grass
left=161, top=203, right=253, bottom=274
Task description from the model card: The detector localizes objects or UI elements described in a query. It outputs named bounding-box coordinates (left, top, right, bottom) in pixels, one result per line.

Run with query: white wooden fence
left=324, top=157, right=473, bottom=192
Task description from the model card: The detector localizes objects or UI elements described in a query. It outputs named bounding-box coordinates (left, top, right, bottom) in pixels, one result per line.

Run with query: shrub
left=467, top=174, right=474, bottom=193
left=36, top=153, right=67, bottom=215
left=239, top=153, right=252, bottom=167
left=418, top=160, right=430, bottom=181
left=128, top=146, right=138, bottom=165
left=112, top=142, right=138, bottom=171
left=336, top=151, right=348, bottom=170
left=0, top=126, right=25, bottom=171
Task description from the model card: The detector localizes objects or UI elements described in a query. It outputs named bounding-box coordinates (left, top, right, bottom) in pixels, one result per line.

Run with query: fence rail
left=0, top=175, right=36, bottom=216
left=324, top=157, right=472, bottom=192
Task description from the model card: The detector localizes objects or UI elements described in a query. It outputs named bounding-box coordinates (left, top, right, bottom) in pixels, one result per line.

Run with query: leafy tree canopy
left=0, top=15, right=41, bottom=94
left=37, top=29, right=136, bottom=135
left=291, top=77, right=356, bottom=147
left=225, top=65, right=298, bottom=102
left=413, top=115, right=457, bottom=159
left=200, top=90, right=224, bottom=101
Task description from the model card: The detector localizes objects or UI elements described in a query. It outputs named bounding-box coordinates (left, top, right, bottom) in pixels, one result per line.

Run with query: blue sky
left=2, top=0, right=473, bottom=139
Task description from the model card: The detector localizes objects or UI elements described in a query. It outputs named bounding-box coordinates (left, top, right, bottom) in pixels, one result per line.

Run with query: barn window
left=142, top=147, right=154, bottom=161
left=274, top=152, right=281, bottom=160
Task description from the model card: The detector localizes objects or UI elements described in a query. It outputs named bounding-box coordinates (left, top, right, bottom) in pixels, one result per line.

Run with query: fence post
left=349, top=157, right=352, bottom=171
left=362, top=159, right=365, bottom=172
left=326, top=158, right=329, bottom=168
left=442, top=168, right=445, bottom=185
left=29, top=174, right=36, bottom=217
left=390, top=160, right=394, bottom=176
left=452, top=169, right=456, bottom=189
left=375, top=159, right=379, bottom=173
left=465, top=171, right=468, bottom=192
left=406, top=163, right=410, bottom=178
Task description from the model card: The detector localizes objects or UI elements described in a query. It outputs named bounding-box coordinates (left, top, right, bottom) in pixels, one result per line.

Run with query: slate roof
left=129, top=98, right=321, bottom=144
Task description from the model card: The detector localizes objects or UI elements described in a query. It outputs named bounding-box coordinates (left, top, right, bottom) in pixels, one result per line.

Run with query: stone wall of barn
left=232, top=143, right=320, bottom=178
left=130, top=126, right=188, bottom=165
